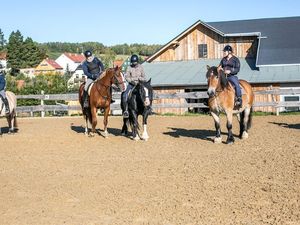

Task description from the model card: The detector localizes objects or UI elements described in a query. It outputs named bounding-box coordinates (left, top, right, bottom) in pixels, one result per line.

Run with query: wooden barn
left=143, top=17, right=300, bottom=114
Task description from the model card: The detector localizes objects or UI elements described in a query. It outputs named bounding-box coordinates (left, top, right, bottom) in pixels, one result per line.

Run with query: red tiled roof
left=46, top=59, right=63, bottom=69
left=0, top=52, right=7, bottom=60
left=64, top=52, right=85, bottom=63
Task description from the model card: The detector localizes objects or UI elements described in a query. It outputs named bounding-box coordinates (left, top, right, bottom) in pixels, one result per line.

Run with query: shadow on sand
left=269, top=122, right=300, bottom=130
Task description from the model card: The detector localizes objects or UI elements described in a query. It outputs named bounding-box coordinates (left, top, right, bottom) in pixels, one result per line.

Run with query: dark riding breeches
left=122, top=83, right=134, bottom=103
left=227, top=75, right=241, bottom=97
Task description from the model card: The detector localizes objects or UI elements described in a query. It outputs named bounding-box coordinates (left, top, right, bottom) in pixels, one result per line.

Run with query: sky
left=1, top=0, right=299, bottom=46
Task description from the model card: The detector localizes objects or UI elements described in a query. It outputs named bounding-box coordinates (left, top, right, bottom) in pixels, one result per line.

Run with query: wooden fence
left=15, top=88, right=300, bottom=116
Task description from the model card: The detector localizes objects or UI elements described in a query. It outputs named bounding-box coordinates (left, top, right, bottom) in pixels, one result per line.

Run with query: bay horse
left=206, top=65, right=254, bottom=144
left=0, top=91, right=18, bottom=135
left=79, top=66, right=126, bottom=137
left=121, top=79, right=153, bottom=141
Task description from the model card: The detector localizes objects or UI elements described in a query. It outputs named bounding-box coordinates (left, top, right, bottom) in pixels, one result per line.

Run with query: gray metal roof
left=143, top=59, right=300, bottom=87
left=208, top=17, right=300, bottom=66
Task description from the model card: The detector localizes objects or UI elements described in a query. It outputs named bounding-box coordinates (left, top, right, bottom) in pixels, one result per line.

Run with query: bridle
left=95, top=69, right=126, bottom=99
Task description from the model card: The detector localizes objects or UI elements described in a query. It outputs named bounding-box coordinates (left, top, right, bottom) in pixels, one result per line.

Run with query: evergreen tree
left=7, top=30, right=24, bottom=69
left=23, top=37, right=46, bottom=68
left=0, top=29, right=6, bottom=51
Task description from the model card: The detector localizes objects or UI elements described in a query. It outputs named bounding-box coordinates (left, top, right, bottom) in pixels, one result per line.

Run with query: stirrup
left=123, top=111, right=129, bottom=118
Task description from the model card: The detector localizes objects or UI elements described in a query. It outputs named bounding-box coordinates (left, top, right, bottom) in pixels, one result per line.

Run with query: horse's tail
left=247, top=106, right=253, bottom=130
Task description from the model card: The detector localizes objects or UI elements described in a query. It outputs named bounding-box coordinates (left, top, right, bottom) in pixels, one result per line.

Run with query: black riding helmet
left=223, top=45, right=233, bottom=52
left=130, top=54, right=139, bottom=64
left=84, top=50, right=93, bottom=58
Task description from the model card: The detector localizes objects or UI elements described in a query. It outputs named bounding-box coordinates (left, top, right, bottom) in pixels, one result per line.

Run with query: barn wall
left=152, top=24, right=258, bottom=62
left=153, top=88, right=187, bottom=115
left=252, top=84, right=281, bottom=113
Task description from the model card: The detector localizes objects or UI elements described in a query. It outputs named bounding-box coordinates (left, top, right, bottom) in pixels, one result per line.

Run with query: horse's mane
left=219, top=70, right=228, bottom=89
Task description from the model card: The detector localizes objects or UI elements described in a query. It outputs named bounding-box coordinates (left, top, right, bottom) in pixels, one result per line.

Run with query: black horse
left=121, top=79, right=153, bottom=141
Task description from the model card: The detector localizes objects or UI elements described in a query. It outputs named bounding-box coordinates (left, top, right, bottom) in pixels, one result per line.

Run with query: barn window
left=198, top=44, right=207, bottom=58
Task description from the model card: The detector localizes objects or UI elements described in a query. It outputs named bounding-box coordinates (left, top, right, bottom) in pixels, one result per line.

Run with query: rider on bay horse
left=219, top=45, right=242, bottom=107
left=122, top=54, right=147, bottom=118
left=0, top=65, right=10, bottom=115
left=82, top=50, right=106, bottom=108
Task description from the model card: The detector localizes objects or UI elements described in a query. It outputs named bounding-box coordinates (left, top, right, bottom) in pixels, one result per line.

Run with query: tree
left=7, top=30, right=24, bottom=69
left=0, top=29, right=6, bottom=51
left=102, top=49, right=116, bottom=68
left=23, top=37, right=46, bottom=68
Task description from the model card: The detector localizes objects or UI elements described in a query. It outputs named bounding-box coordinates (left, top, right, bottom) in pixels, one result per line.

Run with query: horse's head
left=206, top=65, right=227, bottom=97
left=137, top=79, right=153, bottom=107
left=112, top=66, right=127, bottom=92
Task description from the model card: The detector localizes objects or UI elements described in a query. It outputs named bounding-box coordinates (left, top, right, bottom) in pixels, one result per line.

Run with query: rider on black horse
left=0, top=64, right=10, bottom=115
left=219, top=45, right=242, bottom=107
left=122, top=54, right=147, bottom=118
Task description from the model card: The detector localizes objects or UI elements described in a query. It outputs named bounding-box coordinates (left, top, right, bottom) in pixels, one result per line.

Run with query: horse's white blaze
left=144, top=87, right=150, bottom=106
left=142, top=124, right=149, bottom=140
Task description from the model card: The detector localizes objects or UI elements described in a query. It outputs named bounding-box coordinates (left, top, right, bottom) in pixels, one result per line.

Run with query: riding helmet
left=130, top=54, right=139, bottom=64
left=223, top=45, right=233, bottom=52
left=84, top=50, right=93, bottom=58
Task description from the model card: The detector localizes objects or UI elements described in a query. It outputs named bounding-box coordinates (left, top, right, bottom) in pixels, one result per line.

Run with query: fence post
left=41, top=90, right=45, bottom=118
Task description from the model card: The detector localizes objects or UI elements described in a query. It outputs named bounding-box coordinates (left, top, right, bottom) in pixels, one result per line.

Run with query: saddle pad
left=88, top=83, right=94, bottom=96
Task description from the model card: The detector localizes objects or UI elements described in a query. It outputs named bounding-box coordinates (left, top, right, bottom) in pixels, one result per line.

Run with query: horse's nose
left=207, top=88, right=215, bottom=97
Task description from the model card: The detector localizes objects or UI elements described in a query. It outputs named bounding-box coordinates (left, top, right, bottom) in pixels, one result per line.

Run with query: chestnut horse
left=0, top=91, right=18, bottom=135
left=79, top=66, right=126, bottom=137
left=206, top=65, right=254, bottom=144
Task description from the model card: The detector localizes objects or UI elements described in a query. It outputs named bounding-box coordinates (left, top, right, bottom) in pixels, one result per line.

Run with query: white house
left=0, top=52, right=7, bottom=69
left=55, top=52, right=85, bottom=72
left=67, top=64, right=86, bottom=89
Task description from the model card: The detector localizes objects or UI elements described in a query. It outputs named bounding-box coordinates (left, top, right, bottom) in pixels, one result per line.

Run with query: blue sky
left=1, top=0, right=299, bottom=46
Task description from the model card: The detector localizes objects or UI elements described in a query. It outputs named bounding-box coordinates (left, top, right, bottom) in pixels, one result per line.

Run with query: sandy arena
left=0, top=115, right=299, bottom=225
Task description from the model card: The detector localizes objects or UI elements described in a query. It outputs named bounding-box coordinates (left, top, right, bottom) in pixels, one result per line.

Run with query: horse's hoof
left=89, top=133, right=95, bottom=137
left=133, top=136, right=140, bottom=141
left=141, top=134, right=149, bottom=141
left=214, top=137, right=222, bottom=144
left=226, top=138, right=235, bottom=145
left=103, top=132, right=109, bottom=138
left=241, top=131, right=249, bottom=139
left=121, top=132, right=126, bottom=136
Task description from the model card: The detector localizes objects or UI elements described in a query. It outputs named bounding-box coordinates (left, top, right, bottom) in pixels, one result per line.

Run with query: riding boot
left=3, top=97, right=10, bottom=115
left=235, top=96, right=243, bottom=108
left=83, top=91, right=89, bottom=108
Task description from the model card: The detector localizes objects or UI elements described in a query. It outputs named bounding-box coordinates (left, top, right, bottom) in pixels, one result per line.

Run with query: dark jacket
left=0, top=73, right=5, bottom=90
left=82, top=57, right=104, bottom=80
left=220, top=56, right=240, bottom=76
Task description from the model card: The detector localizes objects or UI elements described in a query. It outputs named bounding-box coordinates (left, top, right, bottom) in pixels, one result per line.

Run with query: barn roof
left=143, top=59, right=300, bottom=87
left=208, top=17, right=300, bottom=67
left=146, top=17, right=300, bottom=67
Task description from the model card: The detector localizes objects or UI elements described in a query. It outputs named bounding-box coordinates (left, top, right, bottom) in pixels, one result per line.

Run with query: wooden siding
left=152, top=24, right=258, bottom=62
left=252, top=84, right=280, bottom=113
left=153, top=88, right=187, bottom=114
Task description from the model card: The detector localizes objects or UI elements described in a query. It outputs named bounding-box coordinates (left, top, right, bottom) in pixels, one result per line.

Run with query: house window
left=198, top=44, right=207, bottom=58
left=284, top=96, right=300, bottom=111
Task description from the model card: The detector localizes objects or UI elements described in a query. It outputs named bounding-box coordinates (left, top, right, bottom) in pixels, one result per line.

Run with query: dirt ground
left=0, top=115, right=299, bottom=225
